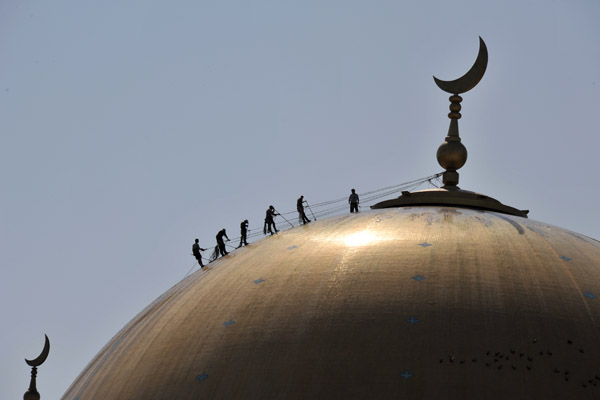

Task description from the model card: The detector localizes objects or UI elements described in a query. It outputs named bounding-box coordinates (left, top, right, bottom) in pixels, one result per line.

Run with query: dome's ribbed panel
left=62, top=207, right=600, bottom=399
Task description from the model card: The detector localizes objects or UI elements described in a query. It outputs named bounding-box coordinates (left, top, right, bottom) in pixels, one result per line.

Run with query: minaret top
left=372, top=37, right=528, bottom=218
left=433, top=37, right=488, bottom=188
left=23, top=335, right=50, bottom=400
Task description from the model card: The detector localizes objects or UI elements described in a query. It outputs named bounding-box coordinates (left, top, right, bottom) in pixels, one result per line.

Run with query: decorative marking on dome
left=406, top=317, right=420, bottom=325
left=400, top=371, right=414, bottom=379
left=526, top=226, right=546, bottom=237
left=196, top=372, right=208, bottom=382
left=418, top=242, right=433, bottom=247
left=223, top=319, right=236, bottom=327
left=584, top=292, right=597, bottom=299
left=253, top=278, right=265, bottom=284
left=411, top=275, right=426, bottom=282
left=494, top=214, right=525, bottom=234
left=560, top=255, right=573, bottom=262
left=441, top=339, right=600, bottom=390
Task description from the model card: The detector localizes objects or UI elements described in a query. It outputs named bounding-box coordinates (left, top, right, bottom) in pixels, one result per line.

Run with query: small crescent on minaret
left=25, top=334, right=50, bottom=367
left=433, top=37, right=488, bottom=94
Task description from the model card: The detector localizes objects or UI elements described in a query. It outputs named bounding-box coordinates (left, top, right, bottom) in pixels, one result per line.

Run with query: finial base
left=24, top=366, right=40, bottom=400
left=437, top=117, right=467, bottom=187
left=24, top=389, right=40, bottom=400
left=441, top=170, right=460, bottom=188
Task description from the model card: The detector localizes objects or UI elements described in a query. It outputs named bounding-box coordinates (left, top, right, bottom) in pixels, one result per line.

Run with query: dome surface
left=62, top=207, right=600, bottom=399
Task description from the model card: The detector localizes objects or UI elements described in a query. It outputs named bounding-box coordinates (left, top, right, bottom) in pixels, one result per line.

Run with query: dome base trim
left=371, top=188, right=529, bottom=218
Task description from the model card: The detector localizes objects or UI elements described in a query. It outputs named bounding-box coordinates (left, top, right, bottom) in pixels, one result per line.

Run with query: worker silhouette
left=238, top=219, right=249, bottom=248
left=349, top=188, right=360, bottom=213
left=264, top=205, right=279, bottom=235
left=192, top=238, right=206, bottom=268
left=216, top=228, right=230, bottom=257
left=297, top=195, right=311, bottom=224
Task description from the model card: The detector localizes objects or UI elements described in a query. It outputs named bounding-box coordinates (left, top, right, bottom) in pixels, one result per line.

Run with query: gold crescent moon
left=433, top=37, right=488, bottom=95
left=25, top=334, right=50, bottom=367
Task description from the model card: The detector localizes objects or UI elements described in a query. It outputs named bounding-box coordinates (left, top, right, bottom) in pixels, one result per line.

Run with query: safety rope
left=189, top=172, right=443, bottom=269
left=181, top=261, right=199, bottom=280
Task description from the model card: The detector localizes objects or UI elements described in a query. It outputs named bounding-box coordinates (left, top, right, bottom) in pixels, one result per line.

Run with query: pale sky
left=1, top=1, right=599, bottom=399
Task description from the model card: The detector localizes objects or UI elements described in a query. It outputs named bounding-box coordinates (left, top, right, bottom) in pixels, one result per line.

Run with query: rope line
left=181, top=261, right=199, bottom=280
left=188, top=172, right=443, bottom=269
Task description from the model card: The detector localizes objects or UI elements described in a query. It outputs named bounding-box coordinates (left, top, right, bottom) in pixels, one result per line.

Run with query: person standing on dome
left=238, top=219, right=249, bottom=248
left=216, top=228, right=230, bottom=257
left=297, top=195, right=311, bottom=225
left=192, top=239, right=206, bottom=268
left=349, top=188, right=360, bottom=213
left=264, top=205, right=279, bottom=235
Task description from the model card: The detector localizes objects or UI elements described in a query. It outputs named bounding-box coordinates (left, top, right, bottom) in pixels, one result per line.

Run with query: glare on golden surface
left=341, top=230, right=380, bottom=247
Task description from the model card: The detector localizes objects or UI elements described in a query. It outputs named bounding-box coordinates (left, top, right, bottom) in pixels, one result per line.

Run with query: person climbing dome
left=297, top=195, right=311, bottom=224
left=239, top=219, right=249, bottom=248
left=192, top=238, right=206, bottom=268
left=216, top=228, right=230, bottom=257
left=264, top=205, right=280, bottom=235
left=349, top=188, right=360, bottom=213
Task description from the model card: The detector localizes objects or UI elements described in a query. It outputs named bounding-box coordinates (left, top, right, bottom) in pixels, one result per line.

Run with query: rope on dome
left=181, top=261, right=199, bottom=280
left=190, top=172, right=443, bottom=268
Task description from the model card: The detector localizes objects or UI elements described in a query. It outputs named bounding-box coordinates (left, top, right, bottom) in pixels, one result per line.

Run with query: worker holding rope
left=349, top=188, right=360, bottom=213
left=192, top=239, right=206, bottom=268
left=238, top=219, right=249, bottom=247
left=297, top=195, right=311, bottom=225
left=216, top=228, right=230, bottom=257
left=264, top=205, right=280, bottom=235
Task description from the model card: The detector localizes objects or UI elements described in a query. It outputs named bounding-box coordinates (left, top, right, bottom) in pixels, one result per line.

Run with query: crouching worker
left=216, top=228, right=230, bottom=257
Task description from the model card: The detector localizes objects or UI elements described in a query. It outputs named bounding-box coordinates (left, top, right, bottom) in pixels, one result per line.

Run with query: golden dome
left=62, top=207, right=600, bottom=399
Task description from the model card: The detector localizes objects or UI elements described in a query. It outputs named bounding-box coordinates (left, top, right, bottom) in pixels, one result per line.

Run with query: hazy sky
left=2, top=1, right=599, bottom=398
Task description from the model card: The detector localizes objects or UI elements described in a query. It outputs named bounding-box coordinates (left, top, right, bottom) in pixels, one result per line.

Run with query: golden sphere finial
left=437, top=140, right=467, bottom=170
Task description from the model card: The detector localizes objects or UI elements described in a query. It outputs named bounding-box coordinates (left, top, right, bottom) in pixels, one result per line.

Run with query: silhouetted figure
left=239, top=219, right=249, bottom=247
left=297, top=195, right=311, bottom=224
left=264, top=205, right=279, bottom=235
left=192, top=239, right=206, bottom=267
left=216, top=228, right=230, bottom=256
left=349, top=188, right=359, bottom=213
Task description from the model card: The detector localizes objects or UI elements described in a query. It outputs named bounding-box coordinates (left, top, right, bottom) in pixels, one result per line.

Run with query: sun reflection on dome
left=342, top=230, right=381, bottom=247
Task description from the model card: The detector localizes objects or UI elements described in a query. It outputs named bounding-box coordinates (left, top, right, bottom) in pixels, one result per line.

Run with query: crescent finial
left=433, top=37, right=488, bottom=188
left=25, top=334, right=50, bottom=367
left=433, top=37, right=488, bottom=95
